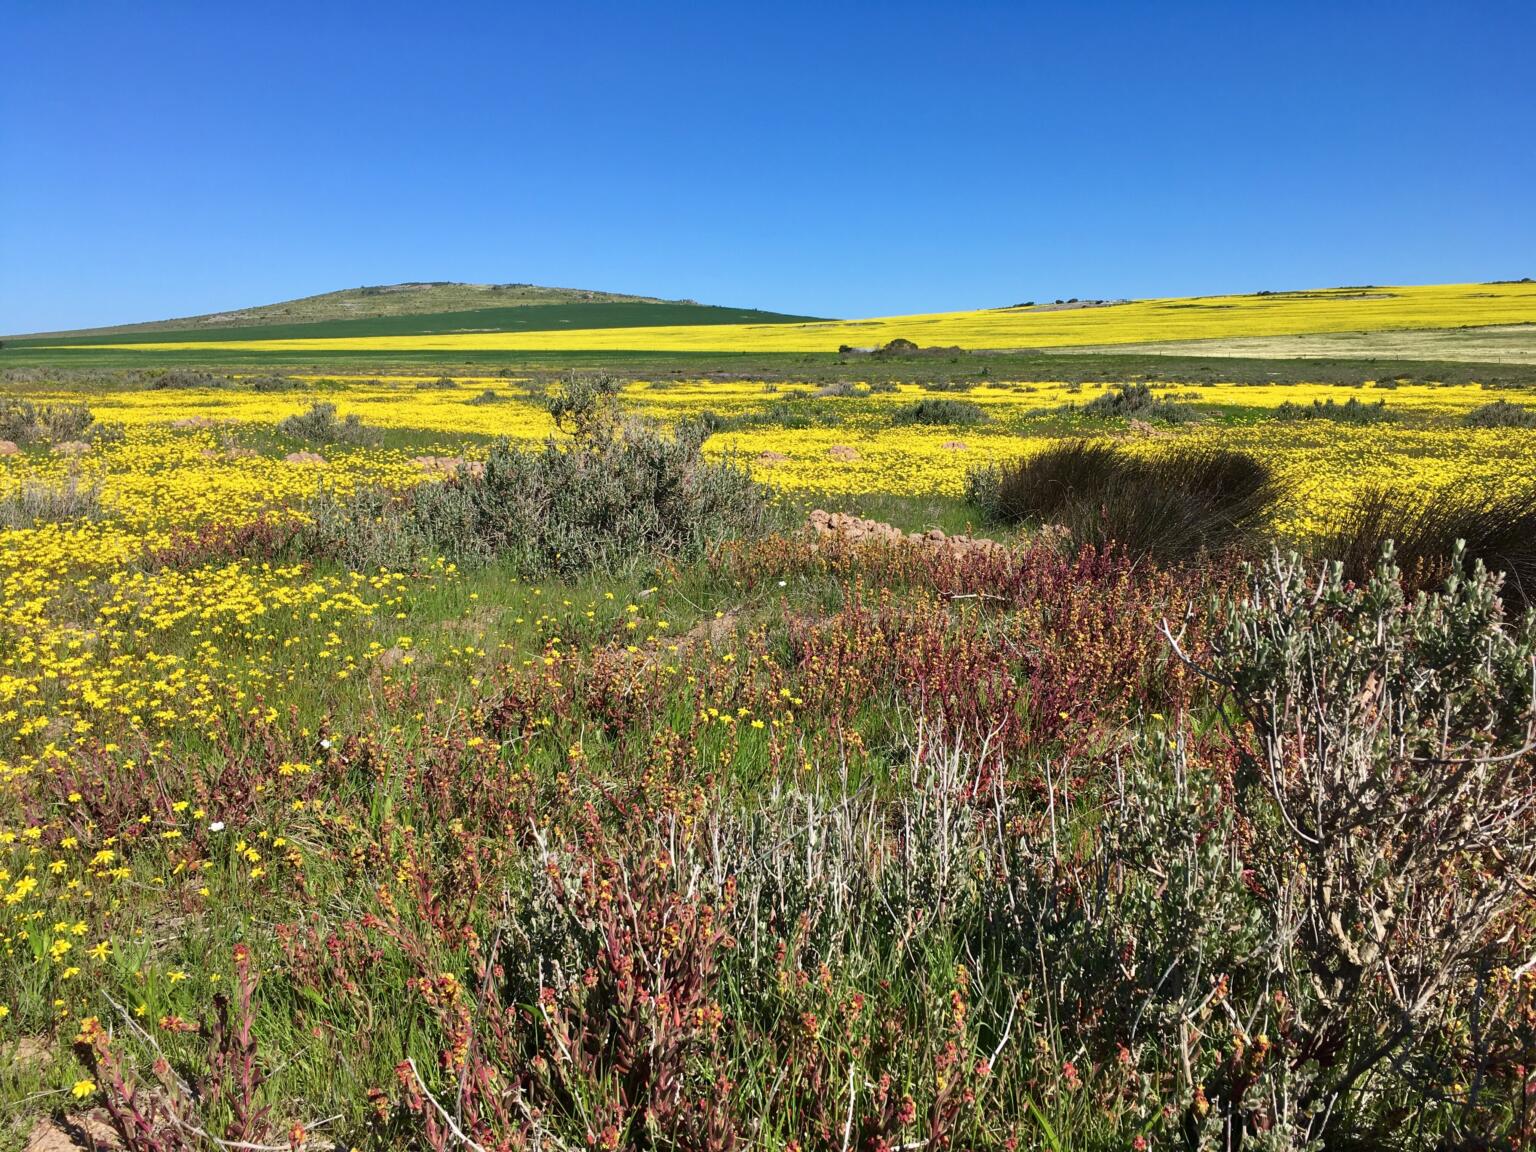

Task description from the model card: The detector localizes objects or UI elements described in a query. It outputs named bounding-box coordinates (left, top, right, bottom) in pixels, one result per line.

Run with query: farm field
left=32, top=281, right=1536, bottom=356
left=6, top=365, right=1536, bottom=1149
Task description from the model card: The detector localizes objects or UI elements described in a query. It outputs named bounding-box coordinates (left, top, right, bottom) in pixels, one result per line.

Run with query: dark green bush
left=1463, top=399, right=1536, bottom=428
left=1074, top=382, right=1197, bottom=422
left=1273, top=396, right=1392, bottom=423
left=966, top=440, right=1278, bottom=561
left=147, top=369, right=228, bottom=390
left=417, top=376, right=459, bottom=390
left=891, top=398, right=987, bottom=426
left=466, top=389, right=505, bottom=405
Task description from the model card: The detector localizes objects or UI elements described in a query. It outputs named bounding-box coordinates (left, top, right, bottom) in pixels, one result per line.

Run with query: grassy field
left=32, top=281, right=1536, bottom=356
left=6, top=362, right=1536, bottom=1149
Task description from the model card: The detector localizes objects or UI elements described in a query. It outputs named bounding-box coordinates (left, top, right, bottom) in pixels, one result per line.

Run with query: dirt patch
left=0, top=439, right=18, bottom=456
left=941, top=440, right=968, bottom=451
left=827, top=446, right=859, bottom=462
left=4, top=1035, right=52, bottom=1067
left=755, top=451, right=789, bottom=465
left=681, top=609, right=741, bottom=648
left=284, top=451, right=326, bottom=465
left=27, top=1113, right=120, bottom=1152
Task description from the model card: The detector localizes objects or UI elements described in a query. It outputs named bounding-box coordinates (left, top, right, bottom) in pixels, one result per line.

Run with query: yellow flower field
left=3, top=371, right=1535, bottom=771
left=52, top=281, right=1536, bottom=353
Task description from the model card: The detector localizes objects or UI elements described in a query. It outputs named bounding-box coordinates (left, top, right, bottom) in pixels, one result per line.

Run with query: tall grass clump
left=1273, top=396, right=1393, bottom=423
left=1463, top=399, right=1536, bottom=427
left=966, top=440, right=1278, bottom=561
left=1318, top=482, right=1536, bottom=602
left=276, top=401, right=379, bottom=446
left=891, top=397, right=987, bottom=426
left=1072, top=382, right=1198, bottom=422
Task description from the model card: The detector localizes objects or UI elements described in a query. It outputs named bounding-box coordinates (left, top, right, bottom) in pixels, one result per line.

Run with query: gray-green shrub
left=276, top=402, right=379, bottom=446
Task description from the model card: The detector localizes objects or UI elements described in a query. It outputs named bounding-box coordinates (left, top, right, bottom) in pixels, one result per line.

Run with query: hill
left=6, top=281, right=826, bottom=344
left=33, top=281, right=1533, bottom=359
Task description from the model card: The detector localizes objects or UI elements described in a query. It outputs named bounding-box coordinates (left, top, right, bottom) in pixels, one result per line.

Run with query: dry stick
left=404, top=1058, right=490, bottom=1152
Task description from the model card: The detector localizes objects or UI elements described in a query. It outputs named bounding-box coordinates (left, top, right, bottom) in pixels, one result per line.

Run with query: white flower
left=209, top=821, right=225, bottom=833
left=777, top=580, right=787, bottom=587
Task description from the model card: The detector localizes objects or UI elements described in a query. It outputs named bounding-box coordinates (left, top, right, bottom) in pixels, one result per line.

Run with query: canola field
left=37, top=281, right=1536, bottom=354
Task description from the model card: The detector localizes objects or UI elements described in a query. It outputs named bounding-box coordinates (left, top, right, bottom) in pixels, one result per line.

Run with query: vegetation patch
left=890, top=397, right=988, bottom=426
left=1072, top=382, right=1199, bottom=422
left=1273, top=396, right=1393, bottom=422
left=275, top=401, right=380, bottom=446
left=966, top=440, right=1278, bottom=560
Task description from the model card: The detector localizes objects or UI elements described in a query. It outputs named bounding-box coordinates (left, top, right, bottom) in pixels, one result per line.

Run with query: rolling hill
left=5, top=281, right=827, bottom=345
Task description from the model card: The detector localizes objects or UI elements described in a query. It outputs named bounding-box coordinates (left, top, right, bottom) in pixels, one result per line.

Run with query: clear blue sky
left=3, top=1, right=1533, bottom=332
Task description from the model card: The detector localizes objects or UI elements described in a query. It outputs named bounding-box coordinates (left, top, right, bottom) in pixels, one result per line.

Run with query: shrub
left=0, top=397, right=121, bottom=446
left=299, top=420, right=770, bottom=577
left=1075, top=382, right=1197, bottom=422
left=966, top=440, right=1278, bottom=561
left=146, top=369, right=228, bottom=389
left=917, top=379, right=977, bottom=393
left=1318, top=482, right=1536, bottom=602
left=245, top=373, right=301, bottom=392
left=1272, top=396, right=1392, bottom=423
left=416, top=376, right=458, bottom=390
left=891, top=398, right=987, bottom=426
left=276, top=402, right=379, bottom=446
left=466, top=389, right=504, bottom=405
left=1181, top=547, right=1536, bottom=1143
left=0, top=473, right=104, bottom=527
left=545, top=373, right=622, bottom=437
left=814, top=379, right=865, bottom=398
left=1463, top=399, right=1536, bottom=427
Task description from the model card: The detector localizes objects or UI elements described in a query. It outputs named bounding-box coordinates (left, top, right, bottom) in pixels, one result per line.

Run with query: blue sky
left=2, top=1, right=1533, bottom=332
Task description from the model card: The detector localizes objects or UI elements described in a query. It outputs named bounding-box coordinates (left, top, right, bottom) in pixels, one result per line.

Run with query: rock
left=412, top=456, right=484, bottom=479
left=941, top=440, right=968, bottom=451
left=806, top=511, right=1006, bottom=559
left=0, top=439, right=18, bottom=456
left=284, top=451, right=326, bottom=465
left=755, top=451, right=789, bottom=465
left=827, top=446, right=859, bottom=461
